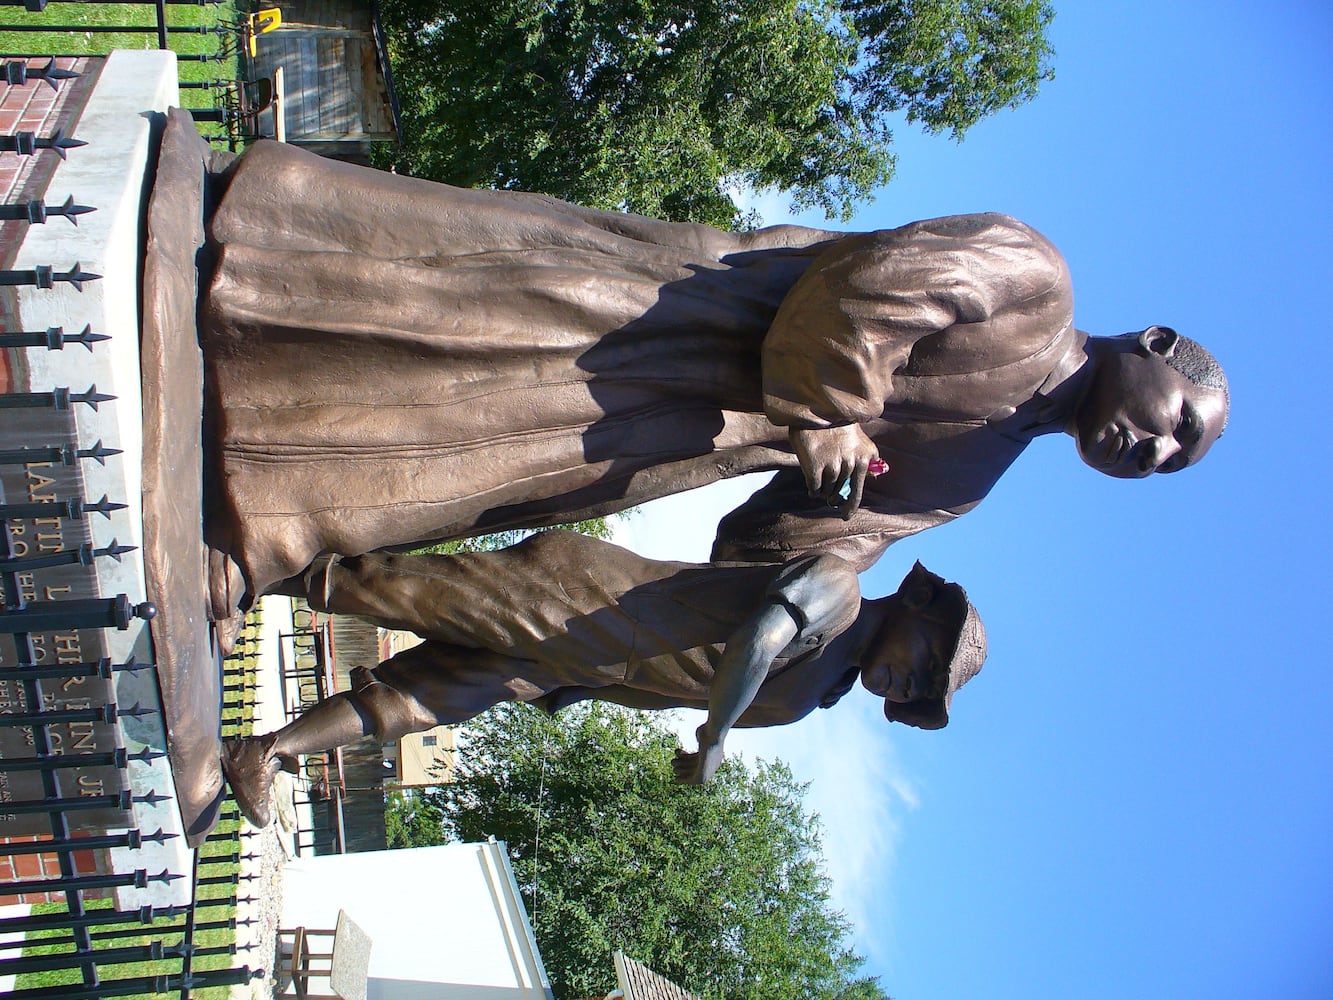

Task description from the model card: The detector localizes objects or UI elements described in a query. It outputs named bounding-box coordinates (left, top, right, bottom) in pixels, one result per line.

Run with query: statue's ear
left=1139, top=325, right=1179, bottom=359
left=901, top=562, right=935, bottom=610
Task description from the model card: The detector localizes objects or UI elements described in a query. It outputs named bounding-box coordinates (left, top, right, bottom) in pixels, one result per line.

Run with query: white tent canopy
left=280, top=840, right=553, bottom=1000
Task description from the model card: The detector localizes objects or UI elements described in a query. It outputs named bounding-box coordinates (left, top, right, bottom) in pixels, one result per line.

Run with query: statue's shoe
left=207, top=546, right=249, bottom=655
left=211, top=614, right=244, bottom=656
left=221, top=733, right=282, bottom=828
left=530, top=686, right=588, bottom=715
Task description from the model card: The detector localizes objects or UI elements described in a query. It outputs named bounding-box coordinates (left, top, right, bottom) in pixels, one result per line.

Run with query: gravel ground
left=229, top=818, right=287, bottom=999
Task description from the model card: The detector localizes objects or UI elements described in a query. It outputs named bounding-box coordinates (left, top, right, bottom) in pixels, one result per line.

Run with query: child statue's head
left=859, top=562, right=987, bottom=730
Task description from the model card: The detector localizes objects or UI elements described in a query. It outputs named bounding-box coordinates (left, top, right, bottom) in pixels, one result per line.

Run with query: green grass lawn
left=0, top=1, right=246, bottom=119
left=14, top=864, right=242, bottom=997
left=13, top=612, right=262, bottom=998
left=3, top=10, right=260, bottom=992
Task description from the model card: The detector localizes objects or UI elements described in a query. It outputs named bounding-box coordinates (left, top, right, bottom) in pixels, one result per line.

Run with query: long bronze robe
left=200, top=142, right=1078, bottom=598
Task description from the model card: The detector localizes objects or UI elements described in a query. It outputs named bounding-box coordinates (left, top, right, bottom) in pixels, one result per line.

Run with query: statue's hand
left=672, top=741, right=725, bottom=785
left=789, top=425, right=883, bottom=519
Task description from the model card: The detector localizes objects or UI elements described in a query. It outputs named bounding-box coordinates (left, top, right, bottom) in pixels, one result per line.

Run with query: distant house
left=281, top=840, right=553, bottom=999
left=250, top=0, right=402, bottom=162
left=279, top=840, right=697, bottom=1000
left=379, top=629, right=458, bottom=787
left=397, top=723, right=458, bottom=785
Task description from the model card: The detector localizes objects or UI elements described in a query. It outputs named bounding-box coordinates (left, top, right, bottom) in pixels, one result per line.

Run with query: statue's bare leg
left=221, top=689, right=376, bottom=828
left=222, top=642, right=549, bottom=827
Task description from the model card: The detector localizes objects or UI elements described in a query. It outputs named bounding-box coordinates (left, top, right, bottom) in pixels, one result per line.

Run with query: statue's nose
left=1139, top=434, right=1180, bottom=474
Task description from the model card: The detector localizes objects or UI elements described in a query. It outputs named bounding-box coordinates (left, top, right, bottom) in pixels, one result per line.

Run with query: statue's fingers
left=821, top=457, right=846, bottom=503
left=818, top=470, right=832, bottom=501
left=801, top=456, right=822, bottom=497
left=841, top=460, right=867, bottom=519
left=826, top=456, right=860, bottom=507
left=672, top=754, right=699, bottom=783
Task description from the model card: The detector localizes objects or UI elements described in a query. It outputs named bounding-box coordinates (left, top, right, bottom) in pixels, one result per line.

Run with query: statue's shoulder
left=878, top=212, right=1062, bottom=259
left=767, top=552, right=862, bottom=631
left=813, top=212, right=1064, bottom=273
left=807, top=213, right=1067, bottom=309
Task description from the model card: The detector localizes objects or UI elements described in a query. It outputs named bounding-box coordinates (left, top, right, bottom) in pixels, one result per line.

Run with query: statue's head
left=860, top=562, right=987, bottom=730
left=1072, top=326, right=1229, bottom=478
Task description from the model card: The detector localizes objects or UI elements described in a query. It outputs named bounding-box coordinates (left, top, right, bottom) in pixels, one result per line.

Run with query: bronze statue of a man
left=200, top=141, right=1229, bottom=614
left=222, top=530, right=984, bottom=827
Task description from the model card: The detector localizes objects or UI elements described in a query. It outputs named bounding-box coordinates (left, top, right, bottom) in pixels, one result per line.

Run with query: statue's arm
left=672, top=600, right=801, bottom=785
left=674, top=554, right=861, bottom=783
left=548, top=683, right=818, bottom=727
left=759, top=214, right=1062, bottom=514
left=711, top=468, right=954, bottom=572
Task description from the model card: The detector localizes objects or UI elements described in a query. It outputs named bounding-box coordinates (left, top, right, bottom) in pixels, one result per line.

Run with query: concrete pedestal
left=4, top=50, right=198, bottom=903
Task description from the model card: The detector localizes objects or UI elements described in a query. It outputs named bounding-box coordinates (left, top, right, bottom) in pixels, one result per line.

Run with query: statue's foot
left=207, top=548, right=250, bottom=654
left=207, top=546, right=247, bottom=622
left=530, top=686, right=589, bottom=715
left=211, top=614, right=244, bottom=656
left=221, top=733, right=284, bottom=828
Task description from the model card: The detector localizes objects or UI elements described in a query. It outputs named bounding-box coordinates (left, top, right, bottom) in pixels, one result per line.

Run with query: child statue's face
left=858, top=610, right=951, bottom=704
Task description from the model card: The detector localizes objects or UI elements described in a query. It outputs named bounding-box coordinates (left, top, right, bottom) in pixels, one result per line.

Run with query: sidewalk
left=229, top=593, right=304, bottom=998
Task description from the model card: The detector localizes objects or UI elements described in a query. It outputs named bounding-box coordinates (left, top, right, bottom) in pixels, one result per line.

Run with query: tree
left=376, top=0, right=1054, bottom=229
left=849, top=0, right=1057, bottom=137
left=389, top=702, right=890, bottom=1000
left=413, top=517, right=616, bottom=556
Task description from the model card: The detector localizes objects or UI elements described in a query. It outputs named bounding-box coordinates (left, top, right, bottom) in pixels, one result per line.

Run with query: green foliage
left=388, top=702, right=889, bottom=1000
left=411, top=516, right=615, bottom=556
left=376, top=0, right=1054, bottom=228
left=848, top=0, right=1056, bottom=137
left=385, top=788, right=444, bottom=849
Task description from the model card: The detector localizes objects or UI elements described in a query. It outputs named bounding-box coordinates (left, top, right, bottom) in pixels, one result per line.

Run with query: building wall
left=329, top=616, right=391, bottom=853
left=281, top=842, right=554, bottom=999
left=0, top=58, right=99, bottom=270
left=399, top=725, right=457, bottom=786
left=0, top=837, right=101, bottom=904
left=0, top=55, right=100, bottom=393
left=251, top=1, right=396, bottom=148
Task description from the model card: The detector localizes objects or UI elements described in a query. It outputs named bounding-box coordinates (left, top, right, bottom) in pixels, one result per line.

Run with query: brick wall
left=0, top=57, right=100, bottom=266
left=0, top=57, right=100, bottom=393
left=0, top=835, right=103, bottom=905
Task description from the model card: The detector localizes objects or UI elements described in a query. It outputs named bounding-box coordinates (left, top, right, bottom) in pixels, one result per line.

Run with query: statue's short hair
left=1165, top=331, right=1230, bottom=428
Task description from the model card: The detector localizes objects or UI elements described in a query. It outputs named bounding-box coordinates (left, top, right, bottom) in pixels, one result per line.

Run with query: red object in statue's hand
left=868, top=458, right=888, bottom=476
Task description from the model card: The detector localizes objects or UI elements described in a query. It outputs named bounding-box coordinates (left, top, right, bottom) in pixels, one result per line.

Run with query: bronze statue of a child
left=222, top=531, right=986, bottom=826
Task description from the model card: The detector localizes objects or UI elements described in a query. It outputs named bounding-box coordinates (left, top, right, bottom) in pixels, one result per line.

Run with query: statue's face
left=859, top=611, right=950, bottom=704
left=1072, top=332, right=1227, bottom=478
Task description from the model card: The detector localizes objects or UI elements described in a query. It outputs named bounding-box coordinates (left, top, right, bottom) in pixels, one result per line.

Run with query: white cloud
left=726, top=181, right=837, bottom=230
left=610, top=476, right=768, bottom=561
left=738, top=703, right=916, bottom=937
left=613, top=479, right=918, bottom=965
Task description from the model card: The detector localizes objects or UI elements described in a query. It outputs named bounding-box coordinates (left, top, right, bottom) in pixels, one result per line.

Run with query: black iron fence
left=0, top=1, right=231, bottom=60
left=0, top=4, right=263, bottom=148
left=273, top=610, right=350, bottom=857
left=1, top=58, right=260, bottom=997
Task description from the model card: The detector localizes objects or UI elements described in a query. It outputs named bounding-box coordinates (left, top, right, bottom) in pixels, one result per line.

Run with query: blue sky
left=617, top=3, right=1333, bottom=998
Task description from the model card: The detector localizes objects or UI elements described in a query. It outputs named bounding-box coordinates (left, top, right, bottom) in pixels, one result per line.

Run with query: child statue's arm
left=672, top=600, right=801, bottom=785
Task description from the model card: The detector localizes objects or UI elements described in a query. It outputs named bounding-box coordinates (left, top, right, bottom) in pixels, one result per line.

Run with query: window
left=421, top=735, right=437, bottom=747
